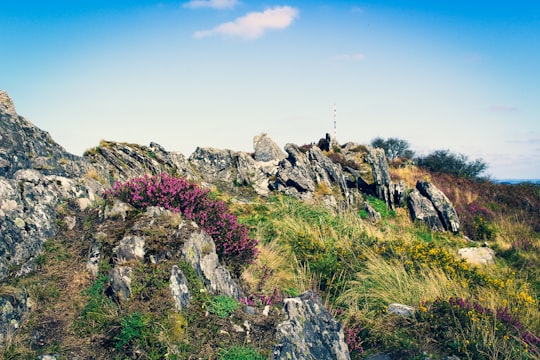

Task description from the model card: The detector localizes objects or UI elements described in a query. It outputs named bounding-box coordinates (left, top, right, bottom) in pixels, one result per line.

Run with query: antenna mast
left=333, top=102, right=337, bottom=139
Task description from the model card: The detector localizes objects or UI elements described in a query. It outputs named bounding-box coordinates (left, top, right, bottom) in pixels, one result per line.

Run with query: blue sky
left=1, top=1, right=539, bottom=179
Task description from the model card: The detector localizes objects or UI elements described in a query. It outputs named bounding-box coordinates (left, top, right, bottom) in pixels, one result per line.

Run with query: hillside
left=0, top=90, right=539, bottom=360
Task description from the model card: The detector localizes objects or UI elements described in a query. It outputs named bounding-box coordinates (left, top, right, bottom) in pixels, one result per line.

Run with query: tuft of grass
left=219, top=345, right=265, bottom=360
left=206, top=295, right=240, bottom=318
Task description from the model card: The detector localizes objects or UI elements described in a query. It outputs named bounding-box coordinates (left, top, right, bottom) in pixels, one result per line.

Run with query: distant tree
left=416, top=149, right=488, bottom=179
left=370, top=137, right=414, bottom=161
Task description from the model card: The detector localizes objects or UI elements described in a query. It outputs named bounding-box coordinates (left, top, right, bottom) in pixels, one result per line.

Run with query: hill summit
left=1, top=90, right=538, bottom=359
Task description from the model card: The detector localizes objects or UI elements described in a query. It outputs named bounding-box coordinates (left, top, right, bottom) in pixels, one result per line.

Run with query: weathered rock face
left=253, top=133, right=286, bottom=162
left=181, top=230, right=243, bottom=299
left=366, top=147, right=393, bottom=208
left=272, top=144, right=354, bottom=205
left=407, top=189, right=445, bottom=231
left=0, top=90, right=90, bottom=179
left=416, top=181, right=460, bottom=233
left=272, top=291, right=350, bottom=360
left=0, top=92, right=101, bottom=282
left=189, top=147, right=270, bottom=196
left=84, top=140, right=194, bottom=184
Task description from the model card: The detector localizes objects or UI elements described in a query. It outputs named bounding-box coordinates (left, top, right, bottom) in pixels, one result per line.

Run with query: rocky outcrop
left=253, top=133, right=286, bottom=162
left=189, top=147, right=270, bottom=196
left=407, top=189, right=445, bottom=231
left=0, top=90, right=90, bottom=179
left=271, top=144, right=354, bottom=205
left=366, top=147, right=393, bottom=208
left=416, top=181, right=460, bottom=232
left=84, top=140, right=194, bottom=184
left=272, top=291, right=350, bottom=360
left=170, top=265, right=191, bottom=311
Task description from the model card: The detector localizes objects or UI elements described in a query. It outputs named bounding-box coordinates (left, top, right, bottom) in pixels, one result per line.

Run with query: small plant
left=219, top=345, right=265, bottom=360
left=114, top=311, right=150, bottom=350
left=207, top=295, right=240, bottom=318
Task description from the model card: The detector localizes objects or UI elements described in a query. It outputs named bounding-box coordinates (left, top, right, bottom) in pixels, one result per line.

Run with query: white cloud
left=333, top=53, right=366, bottom=61
left=194, top=6, right=299, bottom=39
left=184, top=0, right=238, bottom=9
left=351, top=6, right=364, bottom=13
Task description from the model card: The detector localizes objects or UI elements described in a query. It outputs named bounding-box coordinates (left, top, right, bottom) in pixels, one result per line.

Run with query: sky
left=1, top=1, right=539, bottom=179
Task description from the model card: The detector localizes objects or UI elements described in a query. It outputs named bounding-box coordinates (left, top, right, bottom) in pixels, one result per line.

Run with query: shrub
left=370, top=137, right=414, bottom=161
left=105, top=173, right=258, bottom=268
left=416, top=149, right=487, bottom=179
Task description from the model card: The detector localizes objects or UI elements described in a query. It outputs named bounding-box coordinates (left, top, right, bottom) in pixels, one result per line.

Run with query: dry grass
left=337, top=250, right=470, bottom=313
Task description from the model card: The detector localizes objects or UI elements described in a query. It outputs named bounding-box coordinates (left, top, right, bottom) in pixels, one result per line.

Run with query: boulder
left=181, top=231, right=243, bottom=299
left=458, top=247, right=495, bottom=265
left=388, top=303, right=415, bottom=317
left=253, top=133, right=286, bottom=162
left=407, top=189, right=445, bottom=231
left=416, top=181, right=460, bottom=232
left=113, top=235, right=145, bottom=262
left=272, top=291, right=350, bottom=360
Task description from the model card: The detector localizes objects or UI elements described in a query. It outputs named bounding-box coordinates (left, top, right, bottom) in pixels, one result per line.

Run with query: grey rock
left=272, top=291, right=350, bottom=360
left=102, top=200, right=133, bottom=221
left=0, top=287, right=28, bottom=345
left=391, top=181, right=408, bottom=207
left=388, top=303, right=416, bottom=317
left=110, top=266, right=133, bottom=302
left=189, top=147, right=270, bottom=196
left=113, top=235, right=145, bottom=262
left=458, top=247, right=495, bottom=265
left=407, top=189, right=445, bottom=231
left=181, top=231, right=243, bottom=299
left=363, top=202, right=382, bottom=222
left=366, top=147, right=393, bottom=208
left=416, top=181, right=460, bottom=232
left=86, top=240, right=101, bottom=278
left=170, top=265, right=191, bottom=311
left=253, top=133, right=286, bottom=162
left=84, top=140, right=195, bottom=184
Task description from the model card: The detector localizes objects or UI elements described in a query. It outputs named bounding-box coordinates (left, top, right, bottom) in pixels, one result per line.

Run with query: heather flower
left=105, top=173, right=258, bottom=269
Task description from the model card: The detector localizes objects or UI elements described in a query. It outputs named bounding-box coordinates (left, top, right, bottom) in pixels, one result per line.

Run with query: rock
left=458, top=247, right=495, bottom=265
left=407, top=189, right=445, bottom=231
left=388, top=303, right=416, bottom=317
left=272, top=144, right=354, bottom=205
left=170, top=265, right=191, bottom=311
left=363, top=202, right=382, bottom=222
left=102, top=200, right=133, bottom=221
left=181, top=231, right=243, bottom=299
left=366, top=147, right=393, bottom=208
left=0, top=287, right=28, bottom=345
left=253, top=133, right=286, bottom=162
left=189, top=147, right=270, bottom=196
left=110, top=266, right=133, bottom=302
left=84, top=140, right=194, bottom=184
left=86, top=239, right=101, bottom=278
left=113, top=235, right=145, bottom=262
left=416, top=181, right=460, bottom=232
left=391, top=181, right=407, bottom=207
left=272, top=291, right=350, bottom=360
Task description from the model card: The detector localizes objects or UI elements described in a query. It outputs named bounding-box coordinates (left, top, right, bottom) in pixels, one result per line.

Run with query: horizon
left=1, top=1, right=539, bottom=179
